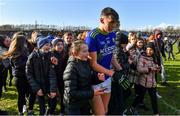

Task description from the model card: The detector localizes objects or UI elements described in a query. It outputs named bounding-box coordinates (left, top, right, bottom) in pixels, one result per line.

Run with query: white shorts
left=92, top=78, right=111, bottom=93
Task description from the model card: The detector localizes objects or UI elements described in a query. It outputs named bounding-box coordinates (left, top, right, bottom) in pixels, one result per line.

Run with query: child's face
left=136, top=40, right=144, bottom=49
left=146, top=47, right=154, bottom=57
left=64, top=35, right=73, bottom=45
left=156, top=34, right=162, bottom=39
left=100, top=15, right=118, bottom=32
left=130, top=37, right=137, bottom=45
left=76, top=44, right=89, bottom=61
left=41, top=43, right=51, bottom=53
left=55, top=41, right=64, bottom=53
left=3, top=37, right=11, bottom=48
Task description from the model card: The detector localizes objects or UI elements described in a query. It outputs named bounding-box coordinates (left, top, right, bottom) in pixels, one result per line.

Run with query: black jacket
left=52, top=51, right=67, bottom=82
left=10, top=51, right=28, bottom=78
left=63, top=56, right=94, bottom=106
left=26, top=50, right=57, bottom=94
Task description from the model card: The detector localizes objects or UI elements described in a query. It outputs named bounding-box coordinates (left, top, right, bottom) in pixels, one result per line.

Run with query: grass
left=0, top=42, right=180, bottom=115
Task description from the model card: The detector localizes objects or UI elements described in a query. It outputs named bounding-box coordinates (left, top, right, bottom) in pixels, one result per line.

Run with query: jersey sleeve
left=85, top=35, right=98, bottom=52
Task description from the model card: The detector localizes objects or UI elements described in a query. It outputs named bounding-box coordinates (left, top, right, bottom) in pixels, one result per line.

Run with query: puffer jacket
left=128, top=48, right=144, bottom=84
left=63, top=56, right=94, bottom=106
left=26, top=50, right=57, bottom=94
left=137, top=54, right=157, bottom=88
left=52, top=50, right=67, bottom=83
left=10, top=51, right=28, bottom=78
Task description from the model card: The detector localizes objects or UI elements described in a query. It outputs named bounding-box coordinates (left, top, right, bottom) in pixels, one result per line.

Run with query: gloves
left=112, top=71, right=130, bottom=90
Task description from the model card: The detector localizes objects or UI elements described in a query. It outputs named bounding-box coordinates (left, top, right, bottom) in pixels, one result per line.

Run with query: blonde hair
left=70, top=40, right=86, bottom=56
left=80, top=31, right=88, bottom=40
left=128, top=32, right=137, bottom=43
left=63, top=32, right=72, bottom=39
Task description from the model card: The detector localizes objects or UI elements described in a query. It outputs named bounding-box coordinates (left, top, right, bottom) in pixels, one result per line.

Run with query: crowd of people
left=0, top=7, right=179, bottom=115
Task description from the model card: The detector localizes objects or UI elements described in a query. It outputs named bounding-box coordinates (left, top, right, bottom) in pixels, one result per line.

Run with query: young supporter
left=126, top=32, right=137, bottom=51
left=0, top=35, right=11, bottom=93
left=26, top=36, right=57, bottom=115
left=2, top=32, right=35, bottom=115
left=51, top=38, right=66, bottom=115
left=131, top=42, right=159, bottom=115
left=63, top=40, right=104, bottom=115
left=108, top=31, right=130, bottom=114
left=147, top=30, right=168, bottom=86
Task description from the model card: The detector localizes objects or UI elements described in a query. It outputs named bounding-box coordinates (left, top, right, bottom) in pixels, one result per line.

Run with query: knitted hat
left=146, top=42, right=155, bottom=51
left=37, top=36, right=50, bottom=49
left=51, top=38, right=64, bottom=47
left=46, top=35, right=54, bottom=42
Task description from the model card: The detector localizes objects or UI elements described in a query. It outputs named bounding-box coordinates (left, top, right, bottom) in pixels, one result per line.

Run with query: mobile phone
left=101, top=87, right=108, bottom=91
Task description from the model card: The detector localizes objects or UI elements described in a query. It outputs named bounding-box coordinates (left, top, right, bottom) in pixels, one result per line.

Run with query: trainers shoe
left=156, top=92, right=162, bottom=99
left=18, top=112, right=23, bottom=115
left=22, top=105, right=27, bottom=114
left=3, top=87, right=7, bottom=92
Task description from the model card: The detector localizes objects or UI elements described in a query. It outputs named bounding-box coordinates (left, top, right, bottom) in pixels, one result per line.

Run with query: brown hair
left=101, top=7, right=119, bottom=21
left=70, top=40, right=86, bottom=57
left=146, top=34, right=155, bottom=43
left=2, top=32, right=26, bottom=59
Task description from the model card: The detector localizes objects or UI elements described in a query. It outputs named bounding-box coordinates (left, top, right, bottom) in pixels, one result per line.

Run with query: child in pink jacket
left=130, top=42, right=160, bottom=115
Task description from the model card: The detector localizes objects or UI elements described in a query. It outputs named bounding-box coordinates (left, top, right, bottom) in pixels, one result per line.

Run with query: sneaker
left=123, top=108, right=128, bottom=115
left=156, top=92, right=162, bottom=99
left=18, top=112, right=23, bottom=115
left=22, top=105, right=27, bottom=114
left=3, top=87, right=7, bottom=92
left=129, top=107, right=138, bottom=115
left=161, top=82, right=169, bottom=86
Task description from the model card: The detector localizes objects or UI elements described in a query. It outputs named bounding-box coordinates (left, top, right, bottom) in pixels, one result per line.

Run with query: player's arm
left=111, top=54, right=122, bottom=71
left=89, top=52, right=114, bottom=77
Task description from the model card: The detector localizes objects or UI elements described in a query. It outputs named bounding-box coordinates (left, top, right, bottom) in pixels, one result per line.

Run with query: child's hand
left=155, top=66, right=161, bottom=72
left=51, top=57, right=58, bottom=65
left=37, top=89, right=44, bottom=96
left=49, top=92, right=56, bottom=98
left=150, top=67, right=159, bottom=72
left=128, top=58, right=133, bottom=64
left=98, top=73, right=105, bottom=81
left=93, top=89, right=104, bottom=96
